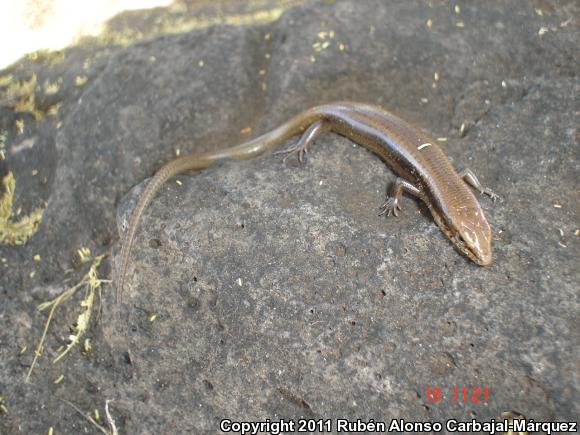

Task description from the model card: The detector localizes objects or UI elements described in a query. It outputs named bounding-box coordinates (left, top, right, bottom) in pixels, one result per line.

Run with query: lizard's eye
left=455, top=232, right=466, bottom=246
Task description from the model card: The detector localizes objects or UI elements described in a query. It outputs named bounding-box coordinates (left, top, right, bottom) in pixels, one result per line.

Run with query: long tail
left=115, top=107, right=323, bottom=303
left=116, top=154, right=212, bottom=303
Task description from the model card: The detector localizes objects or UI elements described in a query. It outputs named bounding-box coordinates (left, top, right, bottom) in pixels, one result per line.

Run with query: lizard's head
left=436, top=206, right=493, bottom=266
left=451, top=211, right=492, bottom=266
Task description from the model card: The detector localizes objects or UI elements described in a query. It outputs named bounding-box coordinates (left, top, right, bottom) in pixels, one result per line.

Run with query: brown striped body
left=117, top=102, right=493, bottom=302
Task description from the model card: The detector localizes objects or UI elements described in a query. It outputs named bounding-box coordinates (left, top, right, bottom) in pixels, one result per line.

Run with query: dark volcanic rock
left=0, top=0, right=578, bottom=433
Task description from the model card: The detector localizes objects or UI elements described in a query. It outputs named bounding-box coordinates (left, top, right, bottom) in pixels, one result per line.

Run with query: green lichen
left=0, top=171, right=44, bottom=245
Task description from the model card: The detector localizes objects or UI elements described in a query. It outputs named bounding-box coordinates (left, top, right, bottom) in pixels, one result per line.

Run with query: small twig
left=25, top=287, right=71, bottom=382
left=25, top=254, right=108, bottom=381
left=58, top=398, right=111, bottom=435
left=105, top=400, right=119, bottom=435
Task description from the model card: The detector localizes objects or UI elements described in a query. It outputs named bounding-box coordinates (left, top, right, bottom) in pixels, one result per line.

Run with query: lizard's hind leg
left=275, top=120, right=330, bottom=163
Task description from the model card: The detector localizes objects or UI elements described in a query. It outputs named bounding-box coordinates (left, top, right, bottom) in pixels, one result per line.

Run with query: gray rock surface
left=0, top=0, right=578, bottom=433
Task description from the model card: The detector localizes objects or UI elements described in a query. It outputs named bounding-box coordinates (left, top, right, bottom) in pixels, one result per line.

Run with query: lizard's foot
left=480, top=187, right=501, bottom=202
left=458, top=168, right=501, bottom=202
left=379, top=197, right=401, bottom=217
left=274, top=119, right=328, bottom=164
left=274, top=139, right=309, bottom=163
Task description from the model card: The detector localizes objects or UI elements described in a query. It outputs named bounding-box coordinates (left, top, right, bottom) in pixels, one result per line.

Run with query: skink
left=117, top=102, right=497, bottom=302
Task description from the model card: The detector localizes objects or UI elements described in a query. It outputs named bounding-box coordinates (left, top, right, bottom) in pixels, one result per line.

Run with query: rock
left=0, top=1, right=577, bottom=432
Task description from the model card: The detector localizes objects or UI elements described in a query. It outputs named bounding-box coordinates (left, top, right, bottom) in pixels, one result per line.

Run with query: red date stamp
left=425, top=386, right=489, bottom=404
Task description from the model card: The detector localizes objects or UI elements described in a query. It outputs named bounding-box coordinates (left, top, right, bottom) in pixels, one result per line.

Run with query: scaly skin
left=117, top=102, right=496, bottom=302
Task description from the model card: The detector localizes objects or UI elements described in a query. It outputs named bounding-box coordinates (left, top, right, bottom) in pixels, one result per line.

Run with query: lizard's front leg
left=458, top=168, right=500, bottom=201
left=379, top=177, right=423, bottom=217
